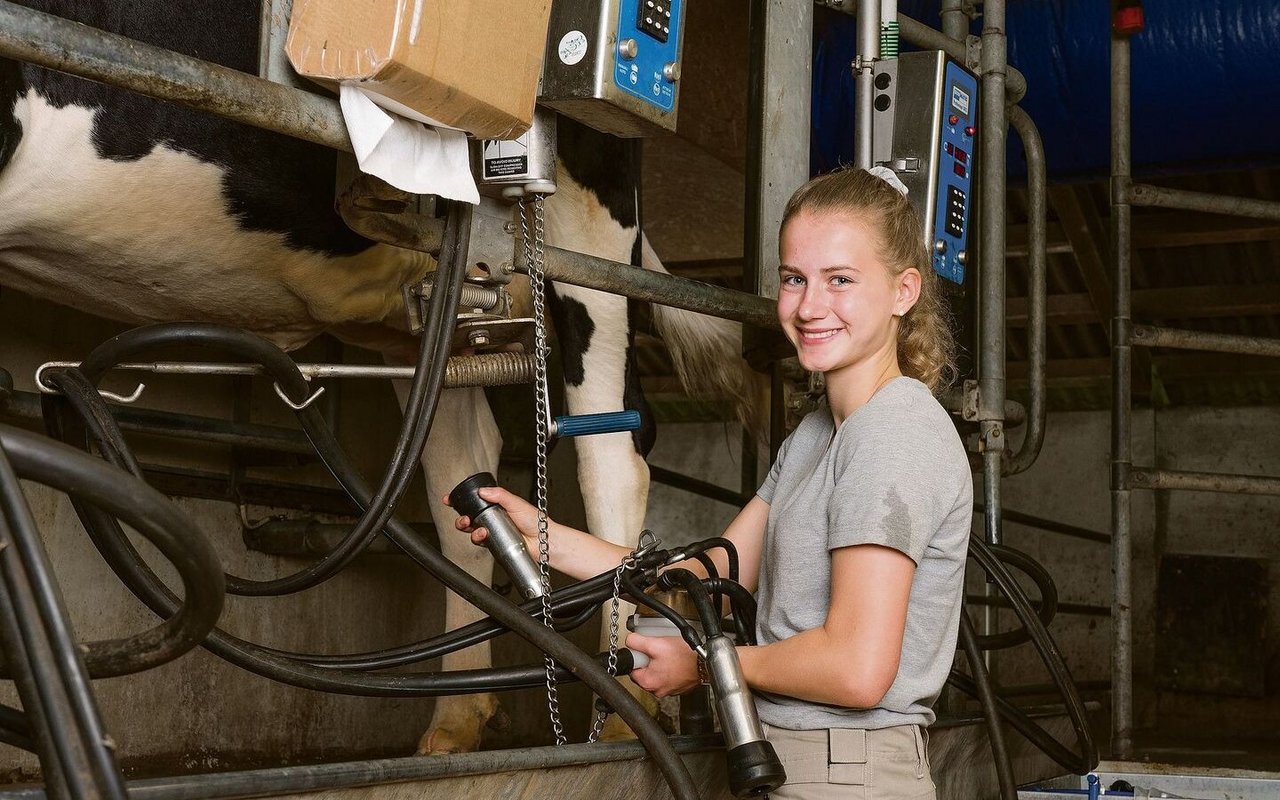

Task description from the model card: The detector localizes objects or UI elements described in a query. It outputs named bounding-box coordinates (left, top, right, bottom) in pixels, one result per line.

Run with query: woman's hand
left=625, top=633, right=702, bottom=698
left=442, top=485, right=542, bottom=551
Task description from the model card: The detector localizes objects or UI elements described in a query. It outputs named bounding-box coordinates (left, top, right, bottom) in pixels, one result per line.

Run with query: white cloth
left=868, top=165, right=910, bottom=197
left=338, top=84, right=479, bottom=204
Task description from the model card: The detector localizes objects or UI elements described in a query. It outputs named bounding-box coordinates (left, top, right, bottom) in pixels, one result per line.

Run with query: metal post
left=978, top=0, right=1008, bottom=545
left=939, top=0, right=968, bottom=41
left=853, top=0, right=880, bottom=169
left=1110, top=24, right=1135, bottom=761
left=746, top=0, right=811, bottom=303
left=1128, top=184, right=1280, bottom=221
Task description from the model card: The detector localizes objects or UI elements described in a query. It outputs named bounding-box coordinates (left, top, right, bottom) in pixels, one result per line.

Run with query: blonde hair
left=780, top=168, right=957, bottom=392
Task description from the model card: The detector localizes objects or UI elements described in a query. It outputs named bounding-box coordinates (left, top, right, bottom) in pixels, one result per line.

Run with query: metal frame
left=1109, top=20, right=1280, bottom=760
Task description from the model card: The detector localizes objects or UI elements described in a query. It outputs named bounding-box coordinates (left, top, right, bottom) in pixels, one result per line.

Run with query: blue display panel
left=614, top=0, right=681, bottom=113
left=932, top=60, right=978, bottom=285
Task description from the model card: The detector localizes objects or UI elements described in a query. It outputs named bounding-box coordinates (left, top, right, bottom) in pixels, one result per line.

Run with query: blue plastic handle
left=554, top=410, right=642, bottom=438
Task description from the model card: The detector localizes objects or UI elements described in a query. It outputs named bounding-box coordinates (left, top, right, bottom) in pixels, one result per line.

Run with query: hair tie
left=868, top=166, right=909, bottom=197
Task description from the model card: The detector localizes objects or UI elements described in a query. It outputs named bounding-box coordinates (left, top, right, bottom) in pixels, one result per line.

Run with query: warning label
left=483, top=137, right=529, bottom=180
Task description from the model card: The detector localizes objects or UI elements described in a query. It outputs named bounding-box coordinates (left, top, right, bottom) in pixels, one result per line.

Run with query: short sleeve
left=826, top=421, right=958, bottom=564
left=755, top=433, right=792, bottom=504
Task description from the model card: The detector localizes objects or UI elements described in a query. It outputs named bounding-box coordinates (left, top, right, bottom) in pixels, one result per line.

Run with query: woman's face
left=777, top=210, right=916, bottom=377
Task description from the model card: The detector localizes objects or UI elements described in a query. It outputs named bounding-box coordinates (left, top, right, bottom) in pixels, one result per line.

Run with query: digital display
left=951, top=83, right=970, bottom=117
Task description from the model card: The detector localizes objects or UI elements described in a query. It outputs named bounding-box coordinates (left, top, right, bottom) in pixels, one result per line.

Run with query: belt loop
left=913, top=726, right=925, bottom=779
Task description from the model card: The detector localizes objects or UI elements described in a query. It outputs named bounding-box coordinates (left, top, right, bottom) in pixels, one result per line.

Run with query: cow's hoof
left=416, top=724, right=482, bottom=756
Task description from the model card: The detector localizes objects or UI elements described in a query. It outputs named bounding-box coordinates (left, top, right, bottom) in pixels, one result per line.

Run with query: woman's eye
left=831, top=275, right=853, bottom=286
left=782, top=274, right=804, bottom=286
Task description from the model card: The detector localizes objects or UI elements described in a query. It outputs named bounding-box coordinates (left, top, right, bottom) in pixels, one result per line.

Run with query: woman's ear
left=894, top=268, right=922, bottom=317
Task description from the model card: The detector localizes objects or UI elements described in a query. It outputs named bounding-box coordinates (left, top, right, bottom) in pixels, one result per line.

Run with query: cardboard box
left=286, top=0, right=552, bottom=140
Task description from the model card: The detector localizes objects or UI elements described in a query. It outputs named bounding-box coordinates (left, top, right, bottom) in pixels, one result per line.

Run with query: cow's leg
left=389, top=381, right=504, bottom=754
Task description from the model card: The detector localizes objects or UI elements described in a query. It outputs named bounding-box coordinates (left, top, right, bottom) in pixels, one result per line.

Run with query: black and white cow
left=0, top=0, right=746, bottom=754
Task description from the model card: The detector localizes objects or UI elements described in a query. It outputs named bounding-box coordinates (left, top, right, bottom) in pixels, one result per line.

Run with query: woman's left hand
left=625, top=633, right=702, bottom=698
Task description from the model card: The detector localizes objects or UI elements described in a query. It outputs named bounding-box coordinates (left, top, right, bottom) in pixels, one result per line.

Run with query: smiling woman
left=450, top=168, right=974, bottom=800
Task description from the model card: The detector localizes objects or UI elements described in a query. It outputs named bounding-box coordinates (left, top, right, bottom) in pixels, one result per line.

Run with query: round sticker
left=558, top=31, right=588, bottom=66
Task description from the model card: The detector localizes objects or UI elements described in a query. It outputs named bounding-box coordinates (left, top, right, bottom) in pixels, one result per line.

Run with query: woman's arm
left=737, top=543, right=914, bottom=708
left=445, top=485, right=631, bottom=581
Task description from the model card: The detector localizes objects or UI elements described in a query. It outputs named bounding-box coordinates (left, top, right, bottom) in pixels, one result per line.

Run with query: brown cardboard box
left=286, top=0, right=552, bottom=140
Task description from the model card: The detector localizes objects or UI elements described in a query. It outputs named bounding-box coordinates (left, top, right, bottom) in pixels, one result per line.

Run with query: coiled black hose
left=950, top=537, right=1099, bottom=791
left=41, top=325, right=699, bottom=799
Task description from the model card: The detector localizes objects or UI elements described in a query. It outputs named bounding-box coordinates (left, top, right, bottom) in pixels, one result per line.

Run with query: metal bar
left=895, top=14, right=1027, bottom=103
left=964, top=594, right=1111, bottom=618
left=648, top=464, right=751, bottom=509
left=519, top=246, right=780, bottom=330
left=142, top=465, right=359, bottom=517
left=978, top=0, right=1008, bottom=545
left=34, top=353, right=536, bottom=394
left=1006, top=105, right=1047, bottom=475
left=939, top=0, right=968, bottom=40
left=1130, top=468, right=1280, bottom=497
left=0, top=0, right=351, bottom=153
left=0, top=737, right=725, bottom=800
left=853, top=0, right=880, bottom=169
left=1131, top=325, right=1280, bottom=358
left=746, top=0, right=812, bottom=302
left=932, top=700, right=1103, bottom=730
left=1128, top=183, right=1280, bottom=222
left=0, top=388, right=314, bottom=457
left=972, top=506, right=1110, bottom=545
left=1109, top=24, right=1135, bottom=761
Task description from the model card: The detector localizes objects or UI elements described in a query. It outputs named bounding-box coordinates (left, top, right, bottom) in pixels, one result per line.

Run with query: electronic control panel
left=871, top=51, right=977, bottom=287
left=540, top=0, right=685, bottom=137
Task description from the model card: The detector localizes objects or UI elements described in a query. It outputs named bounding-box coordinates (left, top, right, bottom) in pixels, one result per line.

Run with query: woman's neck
left=825, top=354, right=903, bottom=427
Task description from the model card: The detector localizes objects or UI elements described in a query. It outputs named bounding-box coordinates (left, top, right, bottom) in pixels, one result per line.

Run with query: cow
left=0, top=0, right=750, bottom=755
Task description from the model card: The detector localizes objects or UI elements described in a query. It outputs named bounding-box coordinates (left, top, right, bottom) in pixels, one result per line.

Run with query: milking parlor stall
left=0, top=0, right=1279, bottom=798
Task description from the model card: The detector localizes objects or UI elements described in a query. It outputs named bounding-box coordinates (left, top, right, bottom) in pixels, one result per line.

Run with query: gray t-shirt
left=754, top=377, right=972, bottom=730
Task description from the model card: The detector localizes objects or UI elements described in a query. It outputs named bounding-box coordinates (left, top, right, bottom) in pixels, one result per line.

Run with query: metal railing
left=1109, top=21, right=1280, bottom=760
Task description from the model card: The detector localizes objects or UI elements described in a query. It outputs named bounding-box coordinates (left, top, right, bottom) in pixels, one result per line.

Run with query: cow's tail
left=641, top=233, right=768, bottom=441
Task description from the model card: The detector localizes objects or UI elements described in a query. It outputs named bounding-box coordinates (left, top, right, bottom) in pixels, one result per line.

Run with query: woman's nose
left=797, top=287, right=827, bottom=320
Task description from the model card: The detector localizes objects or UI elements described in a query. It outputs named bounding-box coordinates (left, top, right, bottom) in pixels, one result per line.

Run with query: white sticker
left=558, top=31, right=589, bottom=65
left=951, top=84, right=971, bottom=116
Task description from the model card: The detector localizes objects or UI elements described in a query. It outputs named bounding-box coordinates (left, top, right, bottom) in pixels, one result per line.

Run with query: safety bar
left=972, top=506, right=1109, bottom=545
left=1129, top=468, right=1280, bottom=497
left=1131, top=325, right=1280, bottom=358
left=1127, top=183, right=1280, bottom=222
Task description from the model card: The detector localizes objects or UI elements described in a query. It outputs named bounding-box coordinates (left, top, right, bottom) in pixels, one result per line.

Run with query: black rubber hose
left=46, top=331, right=699, bottom=797
left=952, top=537, right=1098, bottom=776
left=658, top=569, right=722, bottom=640
left=0, top=703, right=34, bottom=752
left=973, top=543, right=1059, bottom=651
left=674, top=537, right=739, bottom=584
left=41, top=202, right=472, bottom=599
left=0, top=426, right=227, bottom=678
left=0, top=439, right=126, bottom=799
left=957, top=609, right=1017, bottom=800
left=702, top=578, right=757, bottom=645
left=622, top=569, right=705, bottom=652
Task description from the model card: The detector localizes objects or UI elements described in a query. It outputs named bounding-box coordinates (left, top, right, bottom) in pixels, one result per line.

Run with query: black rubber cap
left=726, top=740, right=786, bottom=798
left=449, top=472, right=498, bottom=520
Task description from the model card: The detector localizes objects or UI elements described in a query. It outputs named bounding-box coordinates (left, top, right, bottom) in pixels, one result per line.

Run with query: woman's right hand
left=442, top=485, right=542, bottom=550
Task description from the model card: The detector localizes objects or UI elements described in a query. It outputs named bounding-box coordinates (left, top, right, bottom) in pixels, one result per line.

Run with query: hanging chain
left=586, top=529, right=658, bottom=742
left=522, top=194, right=565, bottom=746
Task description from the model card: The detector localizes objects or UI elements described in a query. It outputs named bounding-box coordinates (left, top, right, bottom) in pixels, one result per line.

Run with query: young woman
left=447, top=168, right=973, bottom=799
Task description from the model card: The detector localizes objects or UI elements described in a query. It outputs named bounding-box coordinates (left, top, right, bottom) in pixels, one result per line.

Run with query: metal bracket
left=961, top=379, right=981, bottom=421
left=273, top=382, right=325, bottom=411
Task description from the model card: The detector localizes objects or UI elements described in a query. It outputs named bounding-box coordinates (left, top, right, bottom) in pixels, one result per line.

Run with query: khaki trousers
left=762, top=723, right=936, bottom=800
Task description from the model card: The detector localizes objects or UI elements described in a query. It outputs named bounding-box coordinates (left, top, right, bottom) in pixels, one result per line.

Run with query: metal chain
left=588, top=530, right=658, bottom=743
left=523, top=194, right=565, bottom=746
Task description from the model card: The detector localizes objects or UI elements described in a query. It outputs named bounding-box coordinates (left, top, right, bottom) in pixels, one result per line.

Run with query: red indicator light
left=945, top=142, right=954, bottom=155
left=953, top=162, right=965, bottom=177
left=965, top=126, right=976, bottom=137
left=955, top=148, right=968, bottom=163
left=949, top=114, right=959, bottom=125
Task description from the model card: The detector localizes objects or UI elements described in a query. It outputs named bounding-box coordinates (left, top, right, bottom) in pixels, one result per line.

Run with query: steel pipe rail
left=1129, top=468, right=1280, bottom=497
left=0, top=0, right=351, bottom=153
left=827, top=3, right=1029, bottom=103
left=1005, top=105, right=1047, bottom=476
left=1131, top=325, right=1280, bottom=359
left=1128, top=183, right=1280, bottom=222
left=972, top=506, right=1110, bottom=545
left=35, top=354, right=535, bottom=394
left=518, top=246, right=781, bottom=330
